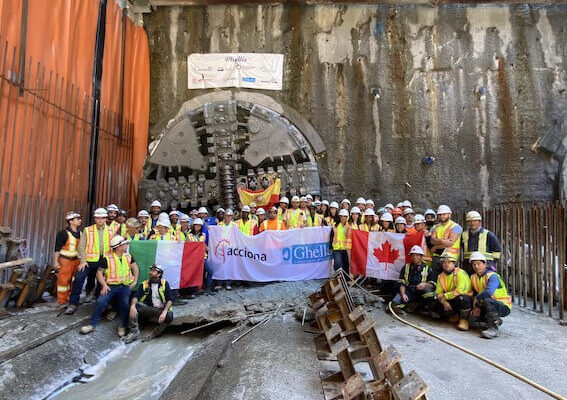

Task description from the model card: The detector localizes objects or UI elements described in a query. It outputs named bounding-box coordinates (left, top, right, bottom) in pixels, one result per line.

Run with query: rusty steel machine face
left=139, top=99, right=322, bottom=211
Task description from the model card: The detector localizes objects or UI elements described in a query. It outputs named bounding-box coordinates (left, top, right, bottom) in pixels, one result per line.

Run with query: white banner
left=207, top=226, right=332, bottom=281
left=187, top=53, right=284, bottom=90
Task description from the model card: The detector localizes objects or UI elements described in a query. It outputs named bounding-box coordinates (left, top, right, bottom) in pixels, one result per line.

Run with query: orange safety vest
left=260, top=219, right=285, bottom=232
left=60, top=230, right=79, bottom=258
left=471, top=272, right=512, bottom=309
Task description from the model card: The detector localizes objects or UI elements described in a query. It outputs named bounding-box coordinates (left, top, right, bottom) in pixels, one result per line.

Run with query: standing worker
left=124, top=218, right=144, bottom=241
left=259, top=207, right=286, bottom=232
left=430, top=205, right=462, bottom=275
left=65, top=208, right=112, bottom=315
left=80, top=235, right=139, bottom=337
left=286, top=196, right=305, bottom=229
left=53, top=212, right=82, bottom=306
left=137, top=210, right=151, bottom=238
left=332, top=209, right=351, bottom=274
left=148, top=200, right=162, bottom=230
left=461, top=211, right=501, bottom=274
left=277, top=197, right=289, bottom=222
left=237, top=205, right=256, bottom=235
left=469, top=252, right=511, bottom=338
left=106, top=204, right=120, bottom=236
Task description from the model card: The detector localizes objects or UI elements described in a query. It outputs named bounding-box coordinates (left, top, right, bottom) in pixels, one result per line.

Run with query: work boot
left=390, top=305, right=406, bottom=315
left=206, top=288, right=216, bottom=296
left=225, top=284, right=232, bottom=291
left=449, top=314, right=459, bottom=324
left=84, top=294, right=95, bottom=304
left=105, top=310, right=118, bottom=322
left=481, top=313, right=500, bottom=339
left=80, top=325, right=95, bottom=335
left=122, top=330, right=140, bottom=344
left=117, top=327, right=127, bottom=337
left=457, top=319, right=469, bottom=331
left=65, top=304, right=77, bottom=315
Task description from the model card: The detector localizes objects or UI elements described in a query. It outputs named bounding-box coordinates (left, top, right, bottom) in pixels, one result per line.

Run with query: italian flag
left=129, top=241, right=205, bottom=289
left=350, top=231, right=407, bottom=281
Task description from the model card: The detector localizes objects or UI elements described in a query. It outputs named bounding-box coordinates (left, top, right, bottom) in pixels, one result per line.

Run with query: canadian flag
left=351, top=231, right=407, bottom=281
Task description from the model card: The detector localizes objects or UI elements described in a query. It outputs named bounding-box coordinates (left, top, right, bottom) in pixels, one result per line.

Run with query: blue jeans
left=333, top=250, right=349, bottom=275
left=204, top=260, right=213, bottom=289
left=69, top=258, right=104, bottom=306
left=90, top=284, right=131, bottom=327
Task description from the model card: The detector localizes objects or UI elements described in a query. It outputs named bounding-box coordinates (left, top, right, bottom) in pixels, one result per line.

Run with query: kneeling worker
left=469, top=252, right=511, bottom=339
left=391, top=245, right=436, bottom=313
left=80, top=235, right=139, bottom=337
left=123, top=264, right=173, bottom=343
left=433, top=250, right=472, bottom=331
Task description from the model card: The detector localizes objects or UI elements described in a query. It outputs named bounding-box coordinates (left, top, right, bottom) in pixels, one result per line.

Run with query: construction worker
left=254, top=208, right=266, bottom=234
left=80, top=235, right=139, bottom=337
left=150, top=218, right=176, bottom=241
left=117, top=210, right=128, bottom=236
left=169, top=211, right=181, bottom=236
left=326, top=201, right=339, bottom=227
left=430, top=205, right=462, bottom=275
left=260, top=207, right=287, bottom=232
left=356, top=198, right=366, bottom=214
left=187, top=218, right=214, bottom=295
left=392, top=207, right=403, bottom=220
left=332, top=209, right=351, bottom=274
left=432, top=250, right=472, bottom=331
left=413, top=214, right=433, bottom=267
left=395, top=217, right=407, bottom=234
left=219, top=209, right=236, bottom=227
left=320, top=200, right=329, bottom=218
left=123, top=265, right=174, bottom=343
left=236, top=205, right=256, bottom=235
left=380, top=212, right=395, bottom=232
left=400, top=200, right=412, bottom=212
left=177, top=214, right=191, bottom=241
left=366, top=199, right=375, bottom=211
left=249, top=202, right=258, bottom=223
left=384, top=203, right=394, bottom=214
left=65, top=208, right=112, bottom=315
left=305, top=194, right=313, bottom=207
left=286, top=196, right=305, bottom=229
left=106, top=204, right=120, bottom=236
left=361, top=209, right=379, bottom=232
left=125, top=218, right=144, bottom=241
left=197, top=207, right=210, bottom=239
left=189, top=209, right=198, bottom=224
left=309, top=202, right=325, bottom=227
left=213, top=208, right=225, bottom=225
left=403, top=208, right=416, bottom=234
left=424, top=209, right=437, bottom=230
left=137, top=210, right=150, bottom=238
left=391, top=245, right=436, bottom=313
left=53, top=211, right=82, bottom=306
left=462, top=211, right=501, bottom=274
left=349, top=207, right=362, bottom=230
left=314, top=200, right=322, bottom=214
left=299, top=197, right=310, bottom=226
left=469, top=252, right=511, bottom=338
left=149, top=200, right=162, bottom=230
left=277, top=196, right=289, bottom=222
left=340, top=198, right=351, bottom=211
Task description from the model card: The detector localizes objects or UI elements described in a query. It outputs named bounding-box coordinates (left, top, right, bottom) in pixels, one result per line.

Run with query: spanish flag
left=237, top=179, right=281, bottom=209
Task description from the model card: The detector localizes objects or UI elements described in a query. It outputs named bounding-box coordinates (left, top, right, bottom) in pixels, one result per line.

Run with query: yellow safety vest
left=436, top=267, right=472, bottom=299
left=177, top=230, right=189, bottom=241
left=462, top=229, right=500, bottom=261
left=219, top=221, right=235, bottom=227
left=84, top=225, right=111, bottom=262
left=140, top=279, right=167, bottom=304
left=108, top=220, right=121, bottom=237
left=126, top=232, right=144, bottom=241
left=105, top=253, right=134, bottom=285
left=169, top=224, right=182, bottom=236
left=400, top=264, right=435, bottom=298
left=311, top=214, right=324, bottom=227
left=349, top=221, right=362, bottom=231
left=325, top=216, right=336, bottom=228
left=152, top=232, right=175, bottom=241
left=60, top=230, right=79, bottom=258
left=286, top=209, right=304, bottom=229
left=471, top=272, right=512, bottom=309
left=433, top=220, right=461, bottom=260
left=333, top=223, right=351, bottom=251
left=237, top=218, right=256, bottom=235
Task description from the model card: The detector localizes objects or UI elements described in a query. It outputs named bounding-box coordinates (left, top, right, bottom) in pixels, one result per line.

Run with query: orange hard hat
left=392, top=207, right=403, bottom=216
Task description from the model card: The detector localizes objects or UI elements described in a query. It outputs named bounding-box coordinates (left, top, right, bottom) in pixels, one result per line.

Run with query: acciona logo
left=214, top=239, right=267, bottom=263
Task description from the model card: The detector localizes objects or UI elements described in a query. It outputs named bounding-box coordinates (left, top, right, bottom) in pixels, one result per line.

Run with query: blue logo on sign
left=282, top=242, right=331, bottom=264
left=242, top=77, right=256, bottom=83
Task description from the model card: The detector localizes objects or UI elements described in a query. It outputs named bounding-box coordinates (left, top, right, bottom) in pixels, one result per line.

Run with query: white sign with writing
left=187, top=53, right=284, bottom=91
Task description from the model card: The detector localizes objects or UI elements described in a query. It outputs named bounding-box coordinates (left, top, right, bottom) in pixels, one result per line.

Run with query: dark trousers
left=333, top=250, right=349, bottom=275
left=392, top=286, right=435, bottom=307
left=470, top=298, right=510, bottom=323
left=433, top=295, right=472, bottom=319
left=432, top=256, right=444, bottom=276
left=204, top=260, right=213, bottom=289
left=90, top=284, right=131, bottom=328
left=130, top=302, right=173, bottom=336
left=69, top=257, right=104, bottom=306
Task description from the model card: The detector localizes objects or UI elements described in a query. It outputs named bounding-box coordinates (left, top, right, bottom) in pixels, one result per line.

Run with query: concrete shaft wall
left=144, top=4, right=567, bottom=209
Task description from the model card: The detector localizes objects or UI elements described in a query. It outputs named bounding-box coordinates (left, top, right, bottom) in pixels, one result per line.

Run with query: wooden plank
left=0, top=258, right=33, bottom=271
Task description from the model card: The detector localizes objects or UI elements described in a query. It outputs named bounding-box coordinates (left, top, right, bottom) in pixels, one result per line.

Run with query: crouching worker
left=123, top=264, right=173, bottom=343
left=391, top=245, right=436, bottom=314
left=432, top=250, right=472, bottom=331
left=80, top=236, right=138, bottom=337
left=469, top=252, right=511, bottom=339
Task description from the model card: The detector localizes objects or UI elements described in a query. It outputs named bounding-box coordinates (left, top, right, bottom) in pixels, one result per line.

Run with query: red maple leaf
left=373, top=241, right=399, bottom=271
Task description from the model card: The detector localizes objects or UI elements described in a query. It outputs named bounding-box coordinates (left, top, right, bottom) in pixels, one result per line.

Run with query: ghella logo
left=214, top=239, right=267, bottom=263
left=281, top=242, right=331, bottom=264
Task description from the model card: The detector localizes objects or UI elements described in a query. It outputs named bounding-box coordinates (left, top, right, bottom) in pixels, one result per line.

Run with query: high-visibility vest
left=152, top=232, right=175, bottom=241
left=380, top=226, right=395, bottom=233
left=126, top=232, right=144, bottom=241
left=277, top=207, right=286, bottom=221
left=433, top=220, right=461, bottom=260
left=349, top=221, right=362, bottom=231
left=400, top=264, right=435, bottom=298
left=437, top=267, right=472, bottom=296
left=261, top=219, right=284, bottom=232
left=333, top=223, right=351, bottom=251
left=59, top=230, right=79, bottom=258
left=471, top=272, right=512, bottom=309
left=325, top=216, right=336, bottom=227
left=108, top=220, right=121, bottom=237
left=462, top=229, right=500, bottom=261
left=219, top=221, right=235, bottom=227
left=105, top=253, right=134, bottom=285
left=176, top=230, right=189, bottom=241
left=286, top=209, right=304, bottom=229
left=84, top=225, right=111, bottom=262
left=139, top=279, right=167, bottom=305
left=310, top=214, right=324, bottom=227
left=237, top=218, right=256, bottom=235
left=169, top=224, right=182, bottom=236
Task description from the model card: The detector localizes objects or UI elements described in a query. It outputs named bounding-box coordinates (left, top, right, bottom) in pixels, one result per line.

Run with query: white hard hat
left=300, top=196, right=307, bottom=202
left=356, top=197, right=366, bottom=204
left=395, top=216, right=407, bottom=225
left=329, top=201, right=339, bottom=209
left=256, top=208, right=265, bottom=215
left=466, top=211, right=482, bottom=221
left=402, top=200, right=412, bottom=208
left=137, top=210, right=149, bottom=217
left=437, top=205, right=452, bottom=215
left=414, top=214, right=426, bottom=223
left=217, top=208, right=225, bottom=213
left=313, top=200, right=321, bottom=206
left=280, top=197, right=289, bottom=204
left=364, top=208, right=375, bottom=216
left=384, top=203, right=394, bottom=210
left=190, top=209, right=198, bottom=215
left=169, top=210, right=179, bottom=216
left=110, top=235, right=128, bottom=249
left=409, top=245, right=425, bottom=256
left=225, top=209, right=234, bottom=215
left=306, top=194, right=313, bottom=200
left=470, top=252, right=487, bottom=262
left=180, top=214, right=191, bottom=222
left=198, top=207, right=208, bottom=214
left=366, top=199, right=375, bottom=206
left=150, top=200, right=162, bottom=208
left=159, top=212, right=169, bottom=220
left=338, top=209, right=349, bottom=217
left=126, top=217, right=140, bottom=228
left=106, top=204, right=119, bottom=212
left=192, top=218, right=204, bottom=226
left=350, top=206, right=361, bottom=214
left=241, top=205, right=251, bottom=213
left=291, top=196, right=300, bottom=202
left=424, top=209, right=436, bottom=217
left=380, top=212, right=393, bottom=222
left=441, top=249, right=456, bottom=261
left=65, top=211, right=81, bottom=220
left=341, top=198, right=351, bottom=205
left=322, top=200, right=329, bottom=206
left=397, top=202, right=404, bottom=207
left=93, top=208, right=108, bottom=218
left=249, top=202, right=257, bottom=208
left=403, top=208, right=415, bottom=216
left=157, top=218, right=171, bottom=228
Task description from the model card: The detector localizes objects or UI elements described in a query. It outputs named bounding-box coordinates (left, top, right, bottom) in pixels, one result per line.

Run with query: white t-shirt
left=150, top=283, right=164, bottom=308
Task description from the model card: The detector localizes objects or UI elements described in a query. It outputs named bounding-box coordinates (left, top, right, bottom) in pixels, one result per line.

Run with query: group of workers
left=52, top=195, right=510, bottom=341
